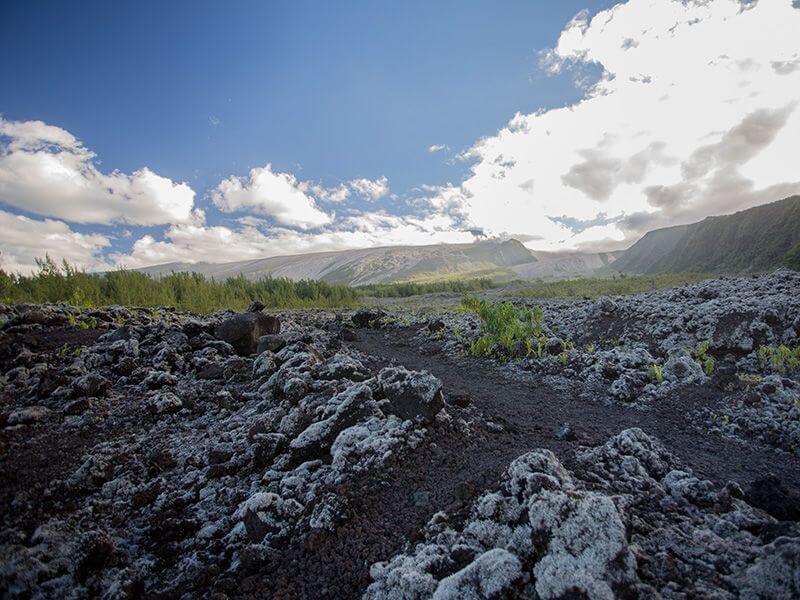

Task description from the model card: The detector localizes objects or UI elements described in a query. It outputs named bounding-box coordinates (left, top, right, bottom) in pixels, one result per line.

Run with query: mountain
left=613, top=196, right=800, bottom=274
left=512, top=250, right=623, bottom=281
left=138, top=238, right=537, bottom=286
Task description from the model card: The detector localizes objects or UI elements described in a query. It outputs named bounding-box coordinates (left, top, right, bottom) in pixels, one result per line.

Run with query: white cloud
left=428, top=144, right=449, bottom=153
left=442, top=0, right=800, bottom=250
left=0, top=210, right=110, bottom=274
left=348, top=175, right=389, bottom=200
left=0, top=118, right=196, bottom=225
left=211, top=163, right=332, bottom=229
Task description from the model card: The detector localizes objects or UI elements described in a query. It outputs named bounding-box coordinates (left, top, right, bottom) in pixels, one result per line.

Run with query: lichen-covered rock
left=238, top=492, right=303, bottom=544
left=289, top=383, right=381, bottom=460
left=378, top=366, right=444, bottom=422
left=367, top=428, right=796, bottom=599
left=433, top=549, right=523, bottom=599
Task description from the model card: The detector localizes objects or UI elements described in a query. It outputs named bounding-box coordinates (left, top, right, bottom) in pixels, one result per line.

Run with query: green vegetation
left=461, top=293, right=545, bottom=359
left=509, top=273, right=712, bottom=300
left=360, top=277, right=497, bottom=298
left=759, top=345, right=800, bottom=374
left=647, top=364, right=664, bottom=385
left=613, top=195, right=800, bottom=274
left=738, top=373, right=763, bottom=391
left=693, top=340, right=715, bottom=376
left=0, top=257, right=361, bottom=313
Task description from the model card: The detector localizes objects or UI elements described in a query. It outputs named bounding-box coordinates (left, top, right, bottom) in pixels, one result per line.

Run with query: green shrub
left=759, top=345, right=800, bottom=374
left=462, top=293, right=545, bottom=359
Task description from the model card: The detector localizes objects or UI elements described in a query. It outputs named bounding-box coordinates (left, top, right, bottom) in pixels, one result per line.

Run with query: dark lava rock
left=214, top=312, right=281, bottom=355
left=745, top=475, right=800, bottom=521
left=338, top=328, right=358, bottom=342
left=352, top=308, right=386, bottom=329
left=377, top=366, right=444, bottom=423
left=546, top=337, right=564, bottom=355
left=427, top=319, right=445, bottom=333
left=257, top=334, right=286, bottom=354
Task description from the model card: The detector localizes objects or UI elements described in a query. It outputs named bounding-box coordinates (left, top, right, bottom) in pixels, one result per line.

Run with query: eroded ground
left=1, top=270, right=799, bottom=598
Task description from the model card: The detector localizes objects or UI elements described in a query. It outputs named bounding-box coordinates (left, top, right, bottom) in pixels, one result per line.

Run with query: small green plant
left=67, top=313, right=76, bottom=327
left=693, top=340, right=715, bottom=375
left=738, top=373, right=762, bottom=391
left=585, top=343, right=596, bottom=353
left=115, top=314, right=126, bottom=327
left=647, top=364, right=664, bottom=385
left=559, top=351, right=568, bottom=368
left=58, top=343, right=70, bottom=358
left=759, top=345, right=800, bottom=374
left=77, top=316, right=98, bottom=330
left=462, top=294, right=545, bottom=360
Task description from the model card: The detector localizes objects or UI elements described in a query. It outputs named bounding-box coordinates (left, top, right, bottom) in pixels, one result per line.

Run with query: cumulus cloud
left=211, top=163, right=333, bottom=229
left=348, top=175, right=389, bottom=200
left=0, top=118, right=196, bottom=225
left=0, top=210, right=110, bottom=273
left=428, top=144, right=449, bottom=153
left=439, top=0, right=800, bottom=250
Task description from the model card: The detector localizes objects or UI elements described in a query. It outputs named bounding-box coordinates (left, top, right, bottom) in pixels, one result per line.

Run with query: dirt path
left=353, top=328, right=800, bottom=490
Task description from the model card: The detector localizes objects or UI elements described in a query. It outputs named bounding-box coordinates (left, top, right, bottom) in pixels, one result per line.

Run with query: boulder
left=377, top=366, right=444, bottom=423
left=214, top=312, right=280, bottom=355
left=240, top=492, right=302, bottom=544
left=289, top=383, right=379, bottom=459
left=433, top=549, right=523, bottom=599
left=352, top=307, right=386, bottom=328
left=257, top=334, right=286, bottom=354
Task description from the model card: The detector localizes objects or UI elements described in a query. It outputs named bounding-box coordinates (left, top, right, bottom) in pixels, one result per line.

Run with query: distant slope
left=512, top=250, right=624, bottom=281
left=139, top=239, right=536, bottom=285
left=614, top=196, right=800, bottom=274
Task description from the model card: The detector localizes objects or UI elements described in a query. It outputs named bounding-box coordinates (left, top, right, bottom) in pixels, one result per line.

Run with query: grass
left=508, top=272, right=713, bottom=300
left=0, top=256, right=362, bottom=313
left=360, top=277, right=498, bottom=298
left=647, top=364, right=664, bottom=385
left=461, top=293, right=545, bottom=359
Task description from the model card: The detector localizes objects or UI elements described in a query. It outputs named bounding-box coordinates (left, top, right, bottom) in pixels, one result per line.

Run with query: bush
left=759, top=345, right=800, bottom=374
left=0, top=256, right=362, bottom=313
left=462, top=293, right=545, bottom=359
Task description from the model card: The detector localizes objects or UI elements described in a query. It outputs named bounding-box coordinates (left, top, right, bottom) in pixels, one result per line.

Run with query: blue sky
left=2, top=1, right=607, bottom=196
left=2, top=0, right=799, bottom=272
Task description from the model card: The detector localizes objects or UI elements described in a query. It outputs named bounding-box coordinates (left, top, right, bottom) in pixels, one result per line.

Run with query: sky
left=1, top=0, right=799, bottom=273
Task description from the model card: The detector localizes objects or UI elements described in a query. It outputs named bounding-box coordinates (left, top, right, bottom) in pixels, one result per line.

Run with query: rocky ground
left=1, top=270, right=799, bottom=599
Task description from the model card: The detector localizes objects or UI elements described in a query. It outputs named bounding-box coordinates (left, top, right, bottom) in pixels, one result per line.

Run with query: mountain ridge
left=613, top=195, right=800, bottom=274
